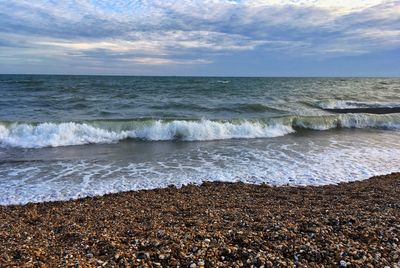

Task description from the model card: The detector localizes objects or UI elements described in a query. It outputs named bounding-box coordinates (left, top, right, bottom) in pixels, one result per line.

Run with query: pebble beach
left=1, top=1, right=400, bottom=267
left=1, top=173, right=399, bottom=267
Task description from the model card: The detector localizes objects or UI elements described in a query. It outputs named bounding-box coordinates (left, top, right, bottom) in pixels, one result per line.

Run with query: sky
left=0, top=0, right=399, bottom=76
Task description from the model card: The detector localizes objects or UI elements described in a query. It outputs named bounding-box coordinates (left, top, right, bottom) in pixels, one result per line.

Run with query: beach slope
left=1, top=173, right=399, bottom=267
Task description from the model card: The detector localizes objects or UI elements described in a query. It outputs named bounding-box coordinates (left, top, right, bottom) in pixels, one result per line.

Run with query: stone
left=137, top=251, right=150, bottom=259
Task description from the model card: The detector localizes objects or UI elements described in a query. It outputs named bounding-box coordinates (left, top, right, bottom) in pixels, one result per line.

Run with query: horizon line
left=0, top=73, right=398, bottom=78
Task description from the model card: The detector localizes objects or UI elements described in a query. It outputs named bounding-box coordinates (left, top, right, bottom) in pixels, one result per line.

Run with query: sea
left=1, top=75, right=399, bottom=205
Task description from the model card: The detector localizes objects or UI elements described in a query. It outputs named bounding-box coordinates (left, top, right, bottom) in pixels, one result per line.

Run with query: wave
left=150, top=102, right=279, bottom=113
left=1, top=113, right=399, bottom=148
left=150, top=102, right=208, bottom=111
left=316, top=100, right=400, bottom=114
left=0, top=120, right=294, bottom=148
left=292, top=114, right=400, bottom=130
left=316, top=100, right=400, bottom=109
left=234, top=103, right=279, bottom=113
left=323, top=107, right=400, bottom=114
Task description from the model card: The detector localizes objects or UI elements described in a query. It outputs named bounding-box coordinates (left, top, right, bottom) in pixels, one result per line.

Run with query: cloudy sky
left=0, top=0, right=399, bottom=76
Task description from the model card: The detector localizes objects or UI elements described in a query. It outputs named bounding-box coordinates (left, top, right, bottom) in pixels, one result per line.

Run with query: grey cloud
left=0, top=0, right=398, bottom=70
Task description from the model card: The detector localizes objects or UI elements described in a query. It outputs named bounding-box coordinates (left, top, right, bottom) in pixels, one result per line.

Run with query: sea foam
left=316, top=100, right=400, bottom=109
left=0, top=113, right=399, bottom=148
left=1, top=130, right=400, bottom=205
left=0, top=120, right=294, bottom=148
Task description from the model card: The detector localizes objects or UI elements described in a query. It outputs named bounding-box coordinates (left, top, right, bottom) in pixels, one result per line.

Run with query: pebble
left=1, top=173, right=400, bottom=267
left=137, top=251, right=150, bottom=259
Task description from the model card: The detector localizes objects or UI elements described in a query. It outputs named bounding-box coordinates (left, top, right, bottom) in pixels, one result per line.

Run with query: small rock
left=190, top=263, right=197, bottom=268
left=137, top=251, right=150, bottom=259
left=157, top=230, right=165, bottom=237
left=339, top=260, right=347, bottom=268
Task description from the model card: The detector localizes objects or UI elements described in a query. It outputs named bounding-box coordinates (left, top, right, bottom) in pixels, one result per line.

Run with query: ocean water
left=1, top=75, right=399, bottom=205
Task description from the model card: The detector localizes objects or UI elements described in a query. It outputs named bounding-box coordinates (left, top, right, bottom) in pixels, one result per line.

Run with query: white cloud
left=246, top=0, right=384, bottom=11
left=121, top=57, right=211, bottom=65
left=32, top=30, right=271, bottom=56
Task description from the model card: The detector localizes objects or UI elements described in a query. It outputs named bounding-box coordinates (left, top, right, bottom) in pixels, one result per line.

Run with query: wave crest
left=316, top=100, right=400, bottom=109
left=0, top=120, right=294, bottom=148
left=1, top=113, right=399, bottom=148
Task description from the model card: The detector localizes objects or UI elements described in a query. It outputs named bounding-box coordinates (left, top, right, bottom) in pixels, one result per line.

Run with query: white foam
left=0, top=123, right=127, bottom=148
left=131, top=120, right=294, bottom=141
left=1, top=114, right=399, bottom=148
left=316, top=100, right=400, bottom=109
left=1, top=129, right=400, bottom=205
left=0, top=120, right=295, bottom=148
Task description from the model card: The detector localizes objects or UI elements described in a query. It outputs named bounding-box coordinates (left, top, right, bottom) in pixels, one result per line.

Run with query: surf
left=1, top=113, right=399, bottom=148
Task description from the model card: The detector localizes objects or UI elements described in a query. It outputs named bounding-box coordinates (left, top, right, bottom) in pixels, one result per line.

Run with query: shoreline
left=1, top=173, right=400, bottom=267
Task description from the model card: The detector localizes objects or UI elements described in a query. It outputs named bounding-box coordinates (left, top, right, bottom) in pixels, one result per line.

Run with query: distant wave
left=1, top=114, right=399, bottom=148
left=315, top=100, right=400, bottom=114
left=150, top=102, right=209, bottom=111
left=323, top=107, right=400, bottom=114
left=292, top=114, right=400, bottom=130
left=150, top=102, right=280, bottom=113
left=234, top=103, right=279, bottom=113
left=316, top=100, right=400, bottom=109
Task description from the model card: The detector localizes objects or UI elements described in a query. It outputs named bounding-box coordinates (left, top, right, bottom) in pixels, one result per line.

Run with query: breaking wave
left=1, top=113, right=399, bottom=148
left=316, top=100, right=400, bottom=109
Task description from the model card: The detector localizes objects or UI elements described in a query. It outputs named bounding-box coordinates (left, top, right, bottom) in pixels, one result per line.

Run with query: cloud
left=0, top=0, right=398, bottom=74
left=120, top=57, right=211, bottom=65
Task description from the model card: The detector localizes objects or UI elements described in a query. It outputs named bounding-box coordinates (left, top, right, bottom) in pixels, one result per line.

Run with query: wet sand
left=1, top=173, right=399, bottom=267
